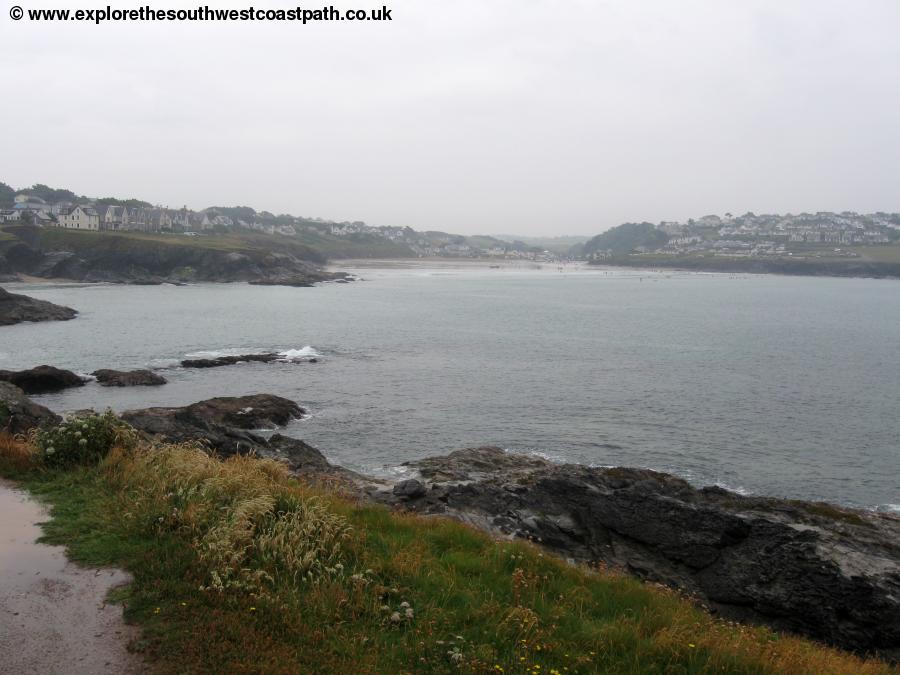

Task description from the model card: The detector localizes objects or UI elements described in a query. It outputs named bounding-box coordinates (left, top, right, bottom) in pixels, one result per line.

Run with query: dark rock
left=0, top=224, right=341, bottom=286
left=267, top=433, right=333, bottom=473
left=180, top=353, right=280, bottom=368
left=0, top=365, right=86, bottom=394
left=249, top=277, right=314, bottom=287
left=92, top=369, right=167, bottom=387
left=385, top=448, right=900, bottom=659
left=0, top=286, right=77, bottom=326
left=0, top=382, right=61, bottom=433
left=121, top=394, right=305, bottom=457
left=119, top=394, right=342, bottom=477
left=393, top=478, right=427, bottom=499
left=180, top=394, right=303, bottom=429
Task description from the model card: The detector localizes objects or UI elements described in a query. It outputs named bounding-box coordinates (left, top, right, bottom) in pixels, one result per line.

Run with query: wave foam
left=876, top=504, right=900, bottom=515
left=179, top=346, right=322, bottom=362
left=278, top=346, right=321, bottom=361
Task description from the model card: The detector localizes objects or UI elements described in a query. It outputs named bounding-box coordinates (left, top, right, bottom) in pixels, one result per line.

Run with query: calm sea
left=2, top=262, right=898, bottom=511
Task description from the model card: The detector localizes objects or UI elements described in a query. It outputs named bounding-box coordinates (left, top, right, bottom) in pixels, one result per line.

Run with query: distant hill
left=493, top=234, right=589, bottom=256
left=583, top=222, right=669, bottom=255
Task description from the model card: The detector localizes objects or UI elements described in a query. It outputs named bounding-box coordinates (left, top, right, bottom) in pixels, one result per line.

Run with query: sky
left=2, top=0, right=899, bottom=236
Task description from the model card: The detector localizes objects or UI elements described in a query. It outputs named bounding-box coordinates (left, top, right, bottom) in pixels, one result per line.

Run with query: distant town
left=584, top=212, right=900, bottom=262
left=0, top=184, right=559, bottom=261
left=3, top=182, right=900, bottom=265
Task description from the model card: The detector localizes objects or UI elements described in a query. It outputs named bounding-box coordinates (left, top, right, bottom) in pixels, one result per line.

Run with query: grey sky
left=2, top=0, right=899, bottom=235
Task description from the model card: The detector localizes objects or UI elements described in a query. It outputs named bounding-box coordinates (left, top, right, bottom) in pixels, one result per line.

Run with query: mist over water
left=3, top=263, right=898, bottom=511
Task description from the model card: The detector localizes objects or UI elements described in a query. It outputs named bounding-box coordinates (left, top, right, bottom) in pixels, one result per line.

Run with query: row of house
left=0, top=194, right=239, bottom=233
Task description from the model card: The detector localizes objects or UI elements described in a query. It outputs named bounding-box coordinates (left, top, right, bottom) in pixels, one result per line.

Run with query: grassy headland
left=0, top=420, right=894, bottom=675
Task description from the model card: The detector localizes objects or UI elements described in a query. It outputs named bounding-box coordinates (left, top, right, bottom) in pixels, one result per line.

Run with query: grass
left=0, top=431, right=895, bottom=675
left=0, top=223, right=411, bottom=262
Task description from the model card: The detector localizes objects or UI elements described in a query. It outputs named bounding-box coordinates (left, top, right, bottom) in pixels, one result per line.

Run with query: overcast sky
left=2, top=0, right=899, bottom=235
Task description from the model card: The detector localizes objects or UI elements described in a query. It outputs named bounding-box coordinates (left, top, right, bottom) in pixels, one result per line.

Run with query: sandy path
left=0, top=480, right=144, bottom=674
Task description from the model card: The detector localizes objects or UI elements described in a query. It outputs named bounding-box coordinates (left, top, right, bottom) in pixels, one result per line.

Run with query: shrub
left=103, top=443, right=353, bottom=595
left=34, top=410, right=136, bottom=467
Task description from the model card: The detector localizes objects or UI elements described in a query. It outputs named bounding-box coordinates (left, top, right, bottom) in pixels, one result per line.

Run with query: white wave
left=713, top=481, right=752, bottom=496
left=179, top=346, right=321, bottom=362
left=277, top=346, right=321, bottom=361
left=76, top=372, right=97, bottom=382
left=876, top=504, right=900, bottom=515
left=147, top=358, right=182, bottom=369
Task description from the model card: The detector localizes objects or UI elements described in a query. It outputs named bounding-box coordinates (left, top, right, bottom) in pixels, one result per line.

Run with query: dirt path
left=0, top=479, right=144, bottom=674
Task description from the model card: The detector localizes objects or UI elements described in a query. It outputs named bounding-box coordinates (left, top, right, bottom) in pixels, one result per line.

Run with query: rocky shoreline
left=0, top=225, right=351, bottom=286
left=0, top=286, right=77, bottom=326
left=1, top=384, right=897, bottom=660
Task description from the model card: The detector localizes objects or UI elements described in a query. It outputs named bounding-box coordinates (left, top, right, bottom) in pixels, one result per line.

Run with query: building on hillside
left=0, top=209, right=20, bottom=222
left=56, top=205, right=100, bottom=230
left=13, top=195, right=52, bottom=214
left=94, top=205, right=129, bottom=230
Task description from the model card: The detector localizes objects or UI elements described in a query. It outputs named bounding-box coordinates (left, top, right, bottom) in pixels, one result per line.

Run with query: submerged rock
left=180, top=353, right=280, bottom=368
left=0, top=365, right=86, bottom=394
left=0, top=287, right=77, bottom=326
left=379, top=447, right=900, bottom=659
left=0, top=382, right=61, bottom=433
left=92, top=369, right=167, bottom=387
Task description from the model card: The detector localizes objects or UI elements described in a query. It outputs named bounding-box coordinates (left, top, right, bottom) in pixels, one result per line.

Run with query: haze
left=2, top=0, right=899, bottom=235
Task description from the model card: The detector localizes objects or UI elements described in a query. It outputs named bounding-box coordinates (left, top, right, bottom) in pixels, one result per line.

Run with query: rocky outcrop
left=92, top=369, right=167, bottom=387
left=0, top=287, right=77, bottom=326
left=249, top=272, right=351, bottom=287
left=180, top=353, right=318, bottom=368
left=181, top=353, right=281, bottom=368
left=0, top=226, right=344, bottom=287
left=120, top=394, right=333, bottom=474
left=0, top=366, right=86, bottom=394
left=371, top=447, right=900, bottom=659
left=0, top=382, right=61, bottom=433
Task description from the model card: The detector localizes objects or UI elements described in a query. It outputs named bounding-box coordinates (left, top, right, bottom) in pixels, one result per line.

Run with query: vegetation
left=0, top=225, right=326, bottom=262
left=0, top=181, right=14, bottom=208
left=583, top=223, right=669, bottom=256
left=0, top=425, right=894, bottom=675
left=32, top=410, right=135, bottom=467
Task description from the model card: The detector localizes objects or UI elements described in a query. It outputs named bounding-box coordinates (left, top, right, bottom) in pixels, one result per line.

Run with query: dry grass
left=101, top=444, right=352, bottom=595
left=0, top=431, right=896, bottom=674
left=0, top=433, right=39, bottom=473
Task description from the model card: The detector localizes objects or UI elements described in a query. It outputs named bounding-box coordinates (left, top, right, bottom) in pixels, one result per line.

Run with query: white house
left=56, top=205, right=100, bottom=230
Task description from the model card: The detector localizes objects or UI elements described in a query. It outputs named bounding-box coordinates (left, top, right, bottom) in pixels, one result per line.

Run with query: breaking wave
left=277, top=346, right=321, bottom=361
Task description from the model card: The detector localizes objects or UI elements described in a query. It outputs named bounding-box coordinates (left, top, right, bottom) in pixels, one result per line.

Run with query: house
left=0, top=209, right=20, bottom=222
left=13, top=195, right=51, bottom=214
left=96, top=205, right=129, bottom=230
left=56, top=205, right=100, bottom=230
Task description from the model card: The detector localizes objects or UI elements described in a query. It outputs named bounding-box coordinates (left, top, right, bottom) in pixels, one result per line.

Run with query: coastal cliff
left=375, top=447, right=900, bottom=659
left=0, top=226, right=346, bottom=286
left=2, top=384, right=897, bottom=660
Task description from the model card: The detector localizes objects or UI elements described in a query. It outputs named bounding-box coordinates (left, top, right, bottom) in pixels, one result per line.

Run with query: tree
left=0, top=182, right=15, bottom=208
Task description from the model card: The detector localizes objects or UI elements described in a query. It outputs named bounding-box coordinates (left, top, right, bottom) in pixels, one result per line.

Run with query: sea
left=2, top=261, right=898, bottom=512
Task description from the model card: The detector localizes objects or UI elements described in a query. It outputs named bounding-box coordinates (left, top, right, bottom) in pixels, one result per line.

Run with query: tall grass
left=0, top=432, right=894, bottom=674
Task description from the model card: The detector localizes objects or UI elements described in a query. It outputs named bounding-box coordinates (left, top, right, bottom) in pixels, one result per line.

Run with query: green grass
left=0, top=433, right=894, bottom=675
left=0, top=223, right=413, bottom=262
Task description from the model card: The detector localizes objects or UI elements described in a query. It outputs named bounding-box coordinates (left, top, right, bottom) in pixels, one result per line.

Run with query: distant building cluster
left=0, top=195, right=237, bottom=233
left=0, top=191, right=555, bottom=260
left=645, top=212, right=897, bottom=259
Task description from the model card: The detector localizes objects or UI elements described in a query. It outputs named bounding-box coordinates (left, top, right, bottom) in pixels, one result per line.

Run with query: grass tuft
left=0, top=431, right=895, bottom=674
